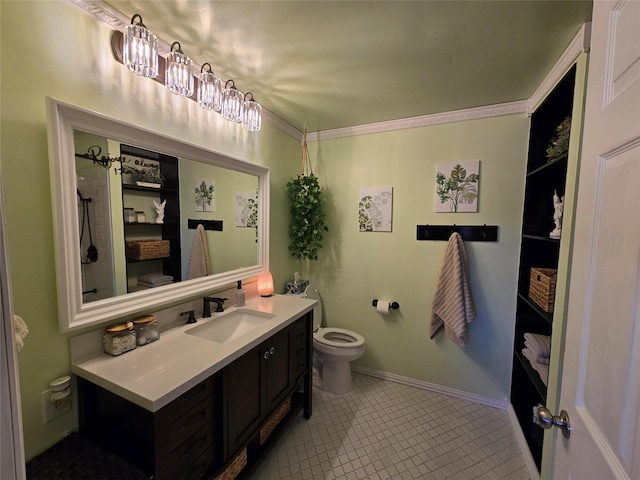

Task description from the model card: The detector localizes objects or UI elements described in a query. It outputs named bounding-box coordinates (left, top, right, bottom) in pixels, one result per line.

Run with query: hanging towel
left=187, top=224, right=212, bottom=280
left=13, top=314, right=28, bottom=352
left=430, top=232, right=476, bottom=346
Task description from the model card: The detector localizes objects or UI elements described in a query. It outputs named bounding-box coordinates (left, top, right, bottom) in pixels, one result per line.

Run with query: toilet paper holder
left=372, top=299, right=400, bottom=310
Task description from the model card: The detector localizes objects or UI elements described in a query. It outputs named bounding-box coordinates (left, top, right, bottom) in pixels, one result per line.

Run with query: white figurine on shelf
left=549, top=190, right=564, bottom=239
left=153, top=199, right=166, bottom=224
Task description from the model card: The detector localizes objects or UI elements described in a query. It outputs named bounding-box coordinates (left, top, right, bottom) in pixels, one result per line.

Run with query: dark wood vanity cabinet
left=223, top=321, right=295, bottom=459
left=77, top=311, right=313, bottom=480
left=78, top=374, right=221, bottom=480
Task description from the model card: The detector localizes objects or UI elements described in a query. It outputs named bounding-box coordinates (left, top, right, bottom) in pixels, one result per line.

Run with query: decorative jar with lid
left=103, top=322, right=137, bottom=356
left=132, top=314, right=160, bottom=346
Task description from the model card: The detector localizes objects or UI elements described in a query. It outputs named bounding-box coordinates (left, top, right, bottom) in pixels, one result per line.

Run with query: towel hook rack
left=416, top=224, right=498, bottom=242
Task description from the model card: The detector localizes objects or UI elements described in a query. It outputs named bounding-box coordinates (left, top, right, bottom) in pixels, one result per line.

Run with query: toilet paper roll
left=376, top=301, right=390, bottom=315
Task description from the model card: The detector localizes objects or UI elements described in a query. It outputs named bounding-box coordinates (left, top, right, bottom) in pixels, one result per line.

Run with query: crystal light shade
left=242, top=92, right=262, bottom=131
left=123, top=14, right=158, bottom=78
left=222, top=80, right=244, bottom=123
left=197, top=63, right=222, bottom=112
left=166, top=42, right=194, bottom=97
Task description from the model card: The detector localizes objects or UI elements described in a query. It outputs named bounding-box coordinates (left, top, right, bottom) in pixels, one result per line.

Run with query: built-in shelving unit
left=510, top=66, right=578, bottom=470
left=120, top=144, right=181, bottom=292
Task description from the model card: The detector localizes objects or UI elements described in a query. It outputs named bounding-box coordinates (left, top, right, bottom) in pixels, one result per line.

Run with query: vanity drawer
left=293, top=313, right=310, bottom=335
left=156, top=423, right=216, bottom=480
left=175, top=449, right=217, bottom=480
left=159, top=376, right=217, bottom=424
left=157, top=397, right=216, bottom=454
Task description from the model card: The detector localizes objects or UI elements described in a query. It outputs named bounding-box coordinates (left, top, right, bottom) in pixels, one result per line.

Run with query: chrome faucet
left=203, top=297, right=227, bottom=317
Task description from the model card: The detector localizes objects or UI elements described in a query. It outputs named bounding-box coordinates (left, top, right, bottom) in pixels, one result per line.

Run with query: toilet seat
left=314, top=327, right=365, bottom=348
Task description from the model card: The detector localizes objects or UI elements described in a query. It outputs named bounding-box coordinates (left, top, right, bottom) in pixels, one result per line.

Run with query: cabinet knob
left=263, top=351, right=270, bottom=359
left=269, top=347, right=276, bottom=355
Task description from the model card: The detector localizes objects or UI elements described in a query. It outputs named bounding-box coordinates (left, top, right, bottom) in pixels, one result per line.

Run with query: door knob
left=533, top=404, right=571, bottom=438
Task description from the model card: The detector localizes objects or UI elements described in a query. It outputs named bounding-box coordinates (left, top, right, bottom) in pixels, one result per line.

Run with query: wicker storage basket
left=259, top=397, right=291, bottom=445
left=214, top=448, right=247, bottom=480
left=125, top=240, right=170, bottom=260
left=529, top=268, right=557, bottom=313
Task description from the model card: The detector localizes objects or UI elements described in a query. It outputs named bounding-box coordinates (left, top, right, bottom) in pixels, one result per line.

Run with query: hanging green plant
left=285, top=126, right=328, bottom=261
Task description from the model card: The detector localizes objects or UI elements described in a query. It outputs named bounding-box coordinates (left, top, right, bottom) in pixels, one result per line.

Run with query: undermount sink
left=185, top=308, right=275, bottom=344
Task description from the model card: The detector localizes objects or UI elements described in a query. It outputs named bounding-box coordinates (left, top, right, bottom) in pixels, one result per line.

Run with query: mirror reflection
left=74, top=131, right=259, bottom=304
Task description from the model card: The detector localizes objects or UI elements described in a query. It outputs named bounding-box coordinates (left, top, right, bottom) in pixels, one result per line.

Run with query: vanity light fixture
left=222, top=79, right=244, bottom=123
left=123, top=14, right=158, bottom=78
left=257, top=270, right=274, bottom=297
left=242, top=92, right=262, bottom=132
left=198, top=63, right=223, bottom=112
left=114, top=18, right=262, bottom=132
left=166, top=41, right=194, bottom=97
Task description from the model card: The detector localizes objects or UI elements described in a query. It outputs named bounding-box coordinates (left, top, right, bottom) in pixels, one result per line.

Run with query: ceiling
left=104, top=1, right=593, bottom=133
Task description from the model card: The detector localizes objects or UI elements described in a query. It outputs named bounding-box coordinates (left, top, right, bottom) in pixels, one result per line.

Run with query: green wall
left=1, top=0, right=530, bottom=462
left=0, top=1, right=298, bottom=460
left=305, top=116, right=529, bottom=399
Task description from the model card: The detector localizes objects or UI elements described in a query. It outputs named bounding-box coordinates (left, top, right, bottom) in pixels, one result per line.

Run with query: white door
left=553, top=0, right=640, bottom=479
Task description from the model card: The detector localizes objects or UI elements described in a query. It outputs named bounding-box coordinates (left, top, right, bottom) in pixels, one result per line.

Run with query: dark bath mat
left=26, top=431, right=151, bottom=480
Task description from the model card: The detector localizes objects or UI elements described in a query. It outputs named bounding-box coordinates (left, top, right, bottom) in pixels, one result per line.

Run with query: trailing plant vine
left=285, top=126, right=328, bottom=261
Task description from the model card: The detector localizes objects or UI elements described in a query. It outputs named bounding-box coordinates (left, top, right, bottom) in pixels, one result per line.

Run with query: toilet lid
left=315, top=327, right=365, bottom=348
left=303, top=283, right=322, bottom=331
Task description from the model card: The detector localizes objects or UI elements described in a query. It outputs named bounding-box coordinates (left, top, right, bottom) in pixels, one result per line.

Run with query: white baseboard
left=506, top=404, right=541, bottom=480
left=350, top=365, right=509, bottom=410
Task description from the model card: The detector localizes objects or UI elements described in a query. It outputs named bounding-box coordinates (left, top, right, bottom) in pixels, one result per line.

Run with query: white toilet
left=304, top=284, right=365, bottom=394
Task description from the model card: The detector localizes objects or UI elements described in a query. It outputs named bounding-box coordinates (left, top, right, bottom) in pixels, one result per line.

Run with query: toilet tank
left=303, top=284, right=322, bottom=331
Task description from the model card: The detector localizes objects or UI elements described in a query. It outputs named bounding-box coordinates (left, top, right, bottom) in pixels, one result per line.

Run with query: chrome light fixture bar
left=115, top=16, right=262, bottom=132
left=198, top=63, right=223, bottom=112
left=242, top=92, right=262, bottom=131
left=122, top=14, right=158, bottom=78
left=165, top=41, right=194, bottom=97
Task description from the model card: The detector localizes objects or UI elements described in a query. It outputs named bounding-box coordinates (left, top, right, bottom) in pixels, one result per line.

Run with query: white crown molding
left=528, top=22, right=591, bottom=114
left=262, top=109, right=303, bottom=141
left=306, top=100, right=529, bottom=142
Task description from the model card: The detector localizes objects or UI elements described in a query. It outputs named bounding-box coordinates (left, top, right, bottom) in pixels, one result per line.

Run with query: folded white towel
left=522, top=348, right=549, bottom=386
left=137, top=280, right=173, bottom=288
left=13, top=314, right=28, bottom=352
left=524, top=333, right=551, bottom=362
left=137, top=273, right=174, bottom=285
left=430, top=232, right=476, bottom=346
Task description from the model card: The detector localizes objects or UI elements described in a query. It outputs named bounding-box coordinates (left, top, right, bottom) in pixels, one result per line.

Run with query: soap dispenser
left=235, top=280, right=246, bottom=307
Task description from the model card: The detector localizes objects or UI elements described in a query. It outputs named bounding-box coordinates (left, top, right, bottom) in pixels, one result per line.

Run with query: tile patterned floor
left=250, top=373, right=532, bottom=480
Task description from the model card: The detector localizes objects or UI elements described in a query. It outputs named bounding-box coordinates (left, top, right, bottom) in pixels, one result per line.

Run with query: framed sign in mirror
left=47, top=98, right=270, bottom=332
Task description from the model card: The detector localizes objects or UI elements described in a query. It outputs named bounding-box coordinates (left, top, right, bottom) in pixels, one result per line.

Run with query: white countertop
left=71, top=294, right=316, bottom=412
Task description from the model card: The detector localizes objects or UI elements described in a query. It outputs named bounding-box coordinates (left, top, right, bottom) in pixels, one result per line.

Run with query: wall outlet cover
left=41, top=389, right=72, bottom=424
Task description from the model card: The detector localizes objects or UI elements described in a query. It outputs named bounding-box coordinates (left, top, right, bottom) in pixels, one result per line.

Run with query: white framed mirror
left=47, top=97, right=270, bottom=332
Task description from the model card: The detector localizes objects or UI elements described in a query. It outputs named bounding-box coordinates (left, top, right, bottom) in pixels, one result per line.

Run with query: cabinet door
left=223, top=345, right=264, bottom=458
left=263, top=324, right=294, bottom=414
